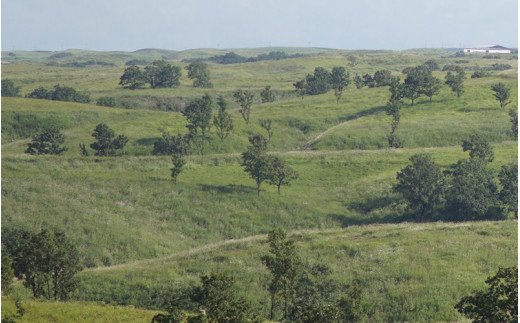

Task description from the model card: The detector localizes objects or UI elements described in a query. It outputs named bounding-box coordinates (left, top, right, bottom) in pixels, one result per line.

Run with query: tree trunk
left=277, top=185, right=281, bottom=195
left=257, top=182, right=260, bottom=197
left=270, top=292, right=275, bottom=320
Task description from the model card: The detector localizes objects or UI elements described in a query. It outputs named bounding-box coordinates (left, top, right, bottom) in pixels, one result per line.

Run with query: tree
left=362, top=73, right=375, bottom=88
left=293, top=80, right=307, bottom=99
left=50, top=84, right=90, bottom=103
left=267, top=156, right=299, bottom=194
left=388, top=76, right=404, bottom=103
left=353, top=74, right=364, bottom=89
left=498, top=163, right=517, bottom=217
left=26, top=127, right=68, bottom=155
left=509, top=109, right=517, bottom=139
left=445, top=70, right=465, bottom=97
left=373, top=69, right=393, bottom=87
left=190, top=272, right=253, bottom=323
left=491, top=82, right=511, bottom=108
left=186, top=62, right=212, bottom=88
left=260, top=86, right=276, bottom=103
left=1, top=251, right=14, bottom=295
left=402, top=65, right=431, bottom=105
left=305, top=67, right=332, bottom=95
left=2, top=79, right=21, bottom=97
left=213, top=96, right=233, bottom=141
left=144, top=60, right=181, bottom=88
left=96, top=96, right=116, bottom=107
left=119, top=65, right=148, bottom=89
left=393, top=154, right=446, bottom=221
left=182, top=94, right=213, bottom=155
left=423, top=59, right=439, bottom=71
left=233, top=89, right=254, bottom=123
left=447, top=159, right=500, bottom=220
left=90, top=123, right=128, bottom=156
left=330, top=66, right=350, bottom=103
left=385, top=102, right=403, bottom=148
left=462, top=133, right=494, bottom=162
left=171, top=153, right=186, bottom=184
left=421, top=75, right=442, bottom=102
left=262, top=229, right=301, bottom=320
left=27, top=86, right=51, bottom=99
left=259, top=119, right=273, bottom=142
left=153, top=132, right=191, bottom=155
left=455, top=266, right=517, bottom=322
left=241, top=134, right=270, bottom=196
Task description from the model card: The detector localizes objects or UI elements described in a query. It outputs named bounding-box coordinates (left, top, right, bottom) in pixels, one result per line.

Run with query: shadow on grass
left=328, top=212, right=419, bottom=227
left=338, top=105, right=387, bottom=122
left=198, top=184, right=256, bottom=194
left=135, top=137, right=158, bottom=146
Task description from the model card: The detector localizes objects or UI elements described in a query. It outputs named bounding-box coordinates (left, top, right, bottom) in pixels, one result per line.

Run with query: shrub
left=1, top=79, right=21, bottom=97
left=25, top=127, right=68, bottom=155
left=96, top=96, right=116, bottom=107
left=90, top=123, right=128, bottom=156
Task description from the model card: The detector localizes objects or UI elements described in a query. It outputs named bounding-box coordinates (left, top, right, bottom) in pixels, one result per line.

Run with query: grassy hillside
left=2, top=296, right=161, bottom=322
left=76, top=221, right=517, bottom=321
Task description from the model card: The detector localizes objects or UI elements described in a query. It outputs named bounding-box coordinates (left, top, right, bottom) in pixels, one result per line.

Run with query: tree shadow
left=198, top=184, right=256, bottom=194
left=348, top=195, right=395, bottom=214
left=135, top=137, right=158, bottom=146
left=338, top=105, right=387, bottom=122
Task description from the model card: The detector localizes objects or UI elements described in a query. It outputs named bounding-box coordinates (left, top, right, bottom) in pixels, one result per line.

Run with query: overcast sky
left=2, top=0, right=518, bottom=51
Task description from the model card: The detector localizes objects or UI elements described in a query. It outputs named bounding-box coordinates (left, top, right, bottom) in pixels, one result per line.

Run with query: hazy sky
left=2, top=0, right=518, bottom=51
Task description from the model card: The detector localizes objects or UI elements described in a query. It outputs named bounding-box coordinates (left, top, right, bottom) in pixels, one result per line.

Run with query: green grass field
left=1, top=47, right=517, bottom=321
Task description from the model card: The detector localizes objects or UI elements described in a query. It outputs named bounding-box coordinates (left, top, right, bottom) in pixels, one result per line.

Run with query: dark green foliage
left=267, top=156, right=299, bottom=194
left=462, top=133, right=494, bottom=162
left=190, top=273, right=253, bottom=323
left=498, top=164, right=517, bottom=217
left=373, top=69, right=393, bottom=87
left=402, top=65, right=431, bottom=105
left=455, top=266, right=517, bottom=322
left=445, top=70, right=466, bottom=97
left=153, top=133, right=191, bottom=156
left=186, top=62, right=212, bottom=88
left=171, top=153, right=186, bottom=184
left=259, top=119, right=273, bottom=142
left=293, top=80, right=307, bottom=99
left=471, top=68, right=490, bottom=78
left=393, top=154, right=446, bottom=220
left=491, top=82, right=511, bottom=108
left=90, top=123, right=128, bottom=156
left=145, top=60, right=182, bottom=89
left=1, top=250, right=14, bottom=295
left=262, top=229, right=302, bottom=320
left=27, top=84, right=90, bottom=103
left=208, top=51, right=303, bottom=64
left=385, top=102, right=403, bottom=148
left=487, top=63, right=512, bottom=71
left=388, top=76, right=403, bottom=103
left=25, top=127, right=67, bottom=155
left=362, top=73, right=375, bottom=88
left=2, top=79, right=21, bottom=97
left=423, top=59, right=439, bottom=71
left=2, top=228, right=82, bottom=300
left=96, top=96, right=116, bottom=107
left=260, top=85, right=276, bottom=103
left=182, top=94, right=213, bottom=154
left=233, top=89, right=254, bottom=123
left=442, top=64, right=464, bottom=72
left=447, top=159, right=500, bottom=220
left=353, top=74, right=364, bottom=89
left=213, top=96, right=233, bottom=141
left=241, top=134, right=270, bottom=196
left=119, top=65, right=148, bottom=89
left=330, top=66, right=351, bottom=103
left=125, top=59, right=149, bottom=66
left=421, top=75, right=442, bottom=102
left=305, top=67, right=332, bottom=95
left=208, top=52, right=247, bottom=64
left=509, top=109, right=518, bottom=139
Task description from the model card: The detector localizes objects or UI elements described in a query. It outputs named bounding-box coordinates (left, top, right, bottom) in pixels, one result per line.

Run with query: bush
left=25, top=127, right=68, bottom=155
left=90, top=123, right=128, bottom=156
left=96, top=96, right=116, bottom=107
left=26, top=84, right=90, bottom=103
left=2, top=79, right=21, bottom=97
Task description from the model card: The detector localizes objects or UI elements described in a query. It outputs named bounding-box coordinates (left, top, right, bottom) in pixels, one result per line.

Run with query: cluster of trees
left=394, top=134, right=517, bottom=221
left=354, top=69, right=394, bottom=89
left=25, top=123, right=128, bottom=156
left=293, top=66, right=351, bottom=102
left=207, top=51, right=304, bottom=64
left=1, top=228, right=82, bottom=300
left=26, top=84, right=91, bottom=103
left=389, top=65, right=444, bottom=104
left=120, top=60, right=212, bottom=90
left=154, top=229, right=363, bottom=322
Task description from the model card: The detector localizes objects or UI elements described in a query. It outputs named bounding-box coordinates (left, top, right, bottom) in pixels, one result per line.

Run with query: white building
left=464, top=45, right=512, bottom=54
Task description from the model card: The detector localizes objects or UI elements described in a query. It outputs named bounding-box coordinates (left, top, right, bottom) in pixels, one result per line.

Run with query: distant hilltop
left=463, top=45, right=512, bottom=54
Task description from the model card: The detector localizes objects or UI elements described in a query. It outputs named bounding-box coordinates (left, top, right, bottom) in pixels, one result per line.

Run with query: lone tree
left=509, top=109, right=518, bottom=139
left=233, top=89, right=254, bottom=123
left=185, top=62, right=212, bottom=88
left=267, top=156, right=299, bottom=194
left=144, top=60, right=182, bottom=88
left=2, top=79, right=21, bottom=97
left=498, top=163, right=518, bottom=218
left=385, top=102, right=403, bottom=148
left=261, top=86, right=276, bottom=103
left=462, top=133, right=494, bottom=162
left=293, top=80, right=307, bottom=100
left=241, top=134, right=271, bottom=196
left=330, top=66, right=351, bottom=103
left=491, top=82, right=511, bottom=108
left=401, top=65, right=431, bottom=105
left=182, top=94, right=213, bottom=155
left=354, top=74, right=364, bottom=89
left=259, top=119, right=274, bottom=142
left=445, top=70, right=466, bottom=97
left=421, top=75, right=442, bottom=102
left=171, top=153, right=186, bottom=184
left=26, top=127, right=68, bottom=155
left=305, top=67, right=332, bottom=95
left=213, top=96, right=233, bottom=141
left=393, top=154, right=446, bottom=221
left=455, top=266, right=517, bottom=322
left=119, top=65, right=147, bottom=89
left=90, top=123, right=128, bottom=156
left=262, top=229, right=301, bottom=321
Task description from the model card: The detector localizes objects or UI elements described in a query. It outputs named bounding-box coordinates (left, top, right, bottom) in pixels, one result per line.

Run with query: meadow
left=1, top=47, right=517, bottom=321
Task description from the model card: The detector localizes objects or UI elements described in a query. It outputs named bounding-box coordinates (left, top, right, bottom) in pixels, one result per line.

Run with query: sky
left=2, top=0, right=518, bottom=51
